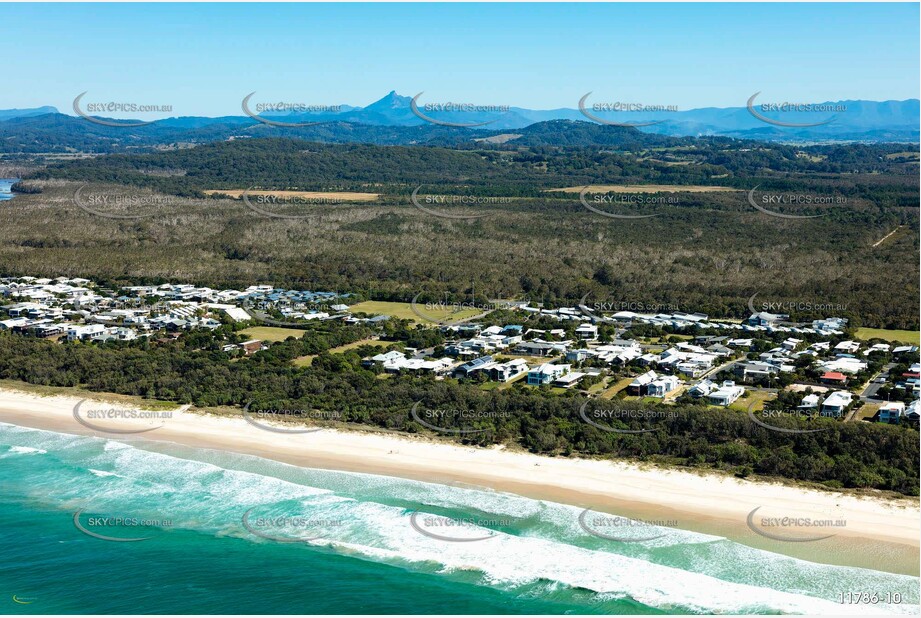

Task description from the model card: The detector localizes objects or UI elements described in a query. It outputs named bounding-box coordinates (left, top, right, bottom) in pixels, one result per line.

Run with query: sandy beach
left=1, top=385, right=918, bottom=575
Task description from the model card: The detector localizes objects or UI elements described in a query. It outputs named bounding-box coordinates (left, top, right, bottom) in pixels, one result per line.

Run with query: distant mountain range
left=0, top=106, right=58, bottom=121
left=0, top=93, right=917, bottom=153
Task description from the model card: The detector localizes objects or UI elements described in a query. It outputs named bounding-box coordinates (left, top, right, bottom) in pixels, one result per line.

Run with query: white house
left=798, top=393, right=820, bottom=410
left=553, top=371, right=585, bottom=388
left=820, top=391, right=853, bottom=417
left=575, top=323, right=598, bottom=341
left=647, top=375, right=679, bottom=398
left=688, top=379, right=715, bottom=398
left=527, top=363, right=570, bottom=386
left=833, top=340, right=861, bottom=354
left=66, top=324, right=106, bottom=341
left=706, top=381, right=745, bottom=406
left=491, top=359, right=529, bottom=382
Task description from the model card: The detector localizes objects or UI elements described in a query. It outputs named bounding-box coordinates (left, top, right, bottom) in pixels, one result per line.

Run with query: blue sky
left=3, top=2, right=918, bottom=116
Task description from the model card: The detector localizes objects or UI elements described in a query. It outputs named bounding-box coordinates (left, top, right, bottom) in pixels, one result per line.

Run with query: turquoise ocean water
left=1, top=422, right=917, bottom=615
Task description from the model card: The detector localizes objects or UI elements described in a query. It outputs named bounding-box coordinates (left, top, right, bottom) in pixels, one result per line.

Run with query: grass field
left=292, top=338, right=382, bottom=367
left=855, top=327, right=920, bottom=345
left=239, top=326, right=306, bottom=342
left=348, top=300, right=482, bottom=324
left=203, top=189, right=380, bottom=201
left=729, top=389, right=775, bottom=413
left=600, top=377, right=634, bottom=399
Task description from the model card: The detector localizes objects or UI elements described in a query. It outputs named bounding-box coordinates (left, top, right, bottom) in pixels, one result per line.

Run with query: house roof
left=821, top=371, right=847, bottom=380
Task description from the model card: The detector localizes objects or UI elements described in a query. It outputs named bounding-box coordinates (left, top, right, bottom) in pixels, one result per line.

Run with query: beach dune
left=1, top=386, right=917, bottom=575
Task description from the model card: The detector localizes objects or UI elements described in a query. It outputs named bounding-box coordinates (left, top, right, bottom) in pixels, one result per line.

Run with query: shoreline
left=1, top=385, right=918, bottom=576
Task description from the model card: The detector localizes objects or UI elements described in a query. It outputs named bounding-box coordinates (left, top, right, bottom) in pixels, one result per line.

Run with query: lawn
left=729, top=389, right=775, bottom=412
left=600, top=377, right=634, bottom=399
left=292, top=338, right=381, bottom=367
left=239, top=326, right=306, bottom=342
left=855, top=327, right=920, bottom=345
left=348, top=300, right=482, bottom=324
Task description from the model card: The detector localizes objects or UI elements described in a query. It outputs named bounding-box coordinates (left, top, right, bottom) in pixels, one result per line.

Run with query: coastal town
left=2, top=275, right=918, bottom=427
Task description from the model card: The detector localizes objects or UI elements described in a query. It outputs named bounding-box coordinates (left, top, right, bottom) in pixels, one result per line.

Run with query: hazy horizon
left=2, top=2, right=918, bottom=117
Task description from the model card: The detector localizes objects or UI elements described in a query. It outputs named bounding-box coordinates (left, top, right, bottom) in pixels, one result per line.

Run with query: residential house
left=491, top=359, right=529, bottom=382
left=627, top=370, right=657, bottom=396
left=688, top=379, right=715, bottom=398
left=798, top=394, right=820, bottom=410
left=239, top=339, right=265, bottom=356
left=820, top=371, right=848, bottom=386
left=527, top=363, right=570, bottom=386
left=455, top=355, right=495, bottom=378
left=820, top=391, right=853, bottom=417
left=553, top=372, right=586, bottom=388
left=734, top=361, right=778, bottom=381
left=878, top=402, right=906, bottom=424
left=575, top=323, right=598, bottom=341
left=647, top=375, right=679, bottom=398
left=707, top=381, right=745, bottom=406
left=748, top=312, right=788, bottom=327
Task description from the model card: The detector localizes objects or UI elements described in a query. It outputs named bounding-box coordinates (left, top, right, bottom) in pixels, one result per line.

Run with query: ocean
left=1, top=422, right=917, bottom=615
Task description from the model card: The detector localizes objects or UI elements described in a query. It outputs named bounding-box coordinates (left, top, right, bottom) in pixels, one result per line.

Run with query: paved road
left=860, top=363, right=895, bottom=400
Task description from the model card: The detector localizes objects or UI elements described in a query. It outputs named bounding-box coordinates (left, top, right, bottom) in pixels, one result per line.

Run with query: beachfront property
left=820, top=391, right=854, bottom=417
left=688, top=379, right=715, bottom=398
left=878, top=401, right=906, bottom=424
left=454, top=355, right=496, bottom=378
left=647, top=375, right=680, bottom=398
left=706, top=381, right=745, bottom=406
left=798, top=393, right=820, bottom=410
left=364, top=350, right=455, bottom=375
left=0, top=276, right=364, bottom=344
left=491, top=358, right=530, bottom=382
left=527, top=363, right=570, bottom=386
left=553, top=371, right=586, bottom=388
left=627, top=370, right=658, bottom=396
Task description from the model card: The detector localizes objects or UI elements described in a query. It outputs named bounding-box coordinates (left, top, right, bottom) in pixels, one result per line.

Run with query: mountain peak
left=365, top=90, right=412, bottom=111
